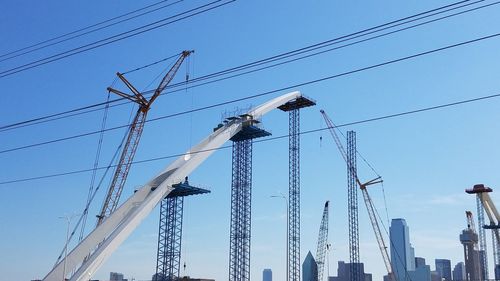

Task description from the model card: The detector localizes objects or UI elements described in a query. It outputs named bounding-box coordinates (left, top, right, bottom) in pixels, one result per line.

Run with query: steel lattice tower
left=156, top=196, right=184, bottom=281
left=155, top=179, right=209, bottom=281
left=347, top=131, right=361, bottom=281
left=279, top=96, right=315, bottom=281
left=288, top=108, right=301, bottom=281
left=476, top=196, right=489, bottom=281
left=228, top=114, right=271, bottom=281
left=229, top=139, right=253, bottom=281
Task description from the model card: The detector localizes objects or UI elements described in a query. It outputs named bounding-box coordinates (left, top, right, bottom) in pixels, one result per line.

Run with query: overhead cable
left=0, top=0, right=235, bottom=79
left=0, top=0, right=182, bottom=63
left=1, top=91, right=499, bottom=185
left=1, top=30, right=500, bottom=154
left=1, top=0, right=496, bottom=131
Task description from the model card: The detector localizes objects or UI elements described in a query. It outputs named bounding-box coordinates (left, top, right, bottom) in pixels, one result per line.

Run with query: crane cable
left=54, top=66, right=166, bottom=263
left=53, top=124, right=128, bottom=267
left=78, top=86, right=113, bottom=242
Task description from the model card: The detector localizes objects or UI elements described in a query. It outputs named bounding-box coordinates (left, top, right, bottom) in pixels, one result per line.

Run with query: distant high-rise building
left=110, top=272, right=126, bottom=281
left=460, top=227, right=481, bottom=281
left=390, top=219, right=416, bottom=281
left=409, top=257, right=431, bottom=281
left=452, top=262, right=466, bottom=281
left=328, top=261, right=371, bottom=281
left=415, top=257, right=426, bottom=269
left=303, top=251, right=318, bottom=281
left=430, top=271, right=441, bottom=281
left=263, top=268, right=272, bottom=281
left=436, top=259, right=452, bottom=281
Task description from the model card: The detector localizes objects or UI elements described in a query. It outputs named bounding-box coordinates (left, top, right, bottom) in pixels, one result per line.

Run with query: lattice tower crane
left=96, top=50, right=193, bottom=226
left=316, top=201, right=330, bottom=281
left=320, top=109, right=395, bottom=281
left=466, top=184, right=500, bottom=279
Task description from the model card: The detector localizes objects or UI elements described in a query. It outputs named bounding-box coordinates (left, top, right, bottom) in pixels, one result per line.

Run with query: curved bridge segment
left=43, top=91, right=302, bottom=281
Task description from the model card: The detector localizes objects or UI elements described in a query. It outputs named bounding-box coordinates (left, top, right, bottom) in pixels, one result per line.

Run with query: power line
left=1, top=30, right=500, bottom=154
left=0, top=53, right=181, bottom=132
left=0, top=0, right=235, bottom=79
left=2, top=91, right=499, bottom=185
left=1, top=0, right=495, bottom=131
left=0, top=0, right=182, bottom=63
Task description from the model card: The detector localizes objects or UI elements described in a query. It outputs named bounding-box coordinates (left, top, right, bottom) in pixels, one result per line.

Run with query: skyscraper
left=263, top=269, right=272, bottom=281
left=303, top=251, right=318, bottom=281
left=452, top=262, right=466, bottom=281
left=435, top=259, right=452, bottom=281
left=390, top=219, right=416, bottom=281
left=329, top=261, right=372, bottom=281
left=409, top=257, right=431, bottom=281
left=110, top=272, right=126, bottom=281
left=415, top=257, right=426, bottom=269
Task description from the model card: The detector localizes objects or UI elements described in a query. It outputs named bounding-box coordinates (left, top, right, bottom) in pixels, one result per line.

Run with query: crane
left=466, top=184, right=500, bottom=279
left=316, top=201, right=330, bottom=281
left=320, top=109, right=395, bottom=281
left=96, top=50, right=193, bottom=225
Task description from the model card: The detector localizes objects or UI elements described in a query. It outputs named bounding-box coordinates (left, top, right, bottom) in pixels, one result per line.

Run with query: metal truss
left=347, top=131, right=361, bottom=281
left=477, top=195, right=489, bottom=281
left=289, top=108, right=301, bottom=281
left=229, top=139, right=253, bottom=281
left=156, top=196, right=184, bottom=281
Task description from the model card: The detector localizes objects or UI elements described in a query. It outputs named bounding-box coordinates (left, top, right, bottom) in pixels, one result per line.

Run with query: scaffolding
left=155, top=179, right=210, bottom=281
left=228, top=115, right=270, bottom=281
left=347, top=131, right=361, bottom=281
left=279, top=96, right=316, bottom=281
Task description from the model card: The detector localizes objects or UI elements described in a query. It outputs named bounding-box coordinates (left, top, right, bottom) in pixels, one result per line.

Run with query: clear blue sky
left=1, top=1, right=500, bottom=281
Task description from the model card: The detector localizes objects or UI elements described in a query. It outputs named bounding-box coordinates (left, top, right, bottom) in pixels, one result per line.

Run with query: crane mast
left=316, top=201, right=330, bottom=281
left=97, top=50, right=193, bottom=225
left=320, top=109, right=395, bottom=281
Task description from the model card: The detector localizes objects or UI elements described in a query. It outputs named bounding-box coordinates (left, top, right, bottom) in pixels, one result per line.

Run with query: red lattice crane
left=96, top=50, right=193, bottom=225
left=320, top=109, right=395, bottom=281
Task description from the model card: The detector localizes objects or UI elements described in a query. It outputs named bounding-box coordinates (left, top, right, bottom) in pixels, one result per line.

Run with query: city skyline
left=2, top=1, right=500, bottom=281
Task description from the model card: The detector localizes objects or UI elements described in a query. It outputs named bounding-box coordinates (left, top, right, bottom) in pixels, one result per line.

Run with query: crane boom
left=320, top=109, right=395, bottom=281
left=316, top=201, right=329, bottom=281
left=97, top=50, right=193, bottom=225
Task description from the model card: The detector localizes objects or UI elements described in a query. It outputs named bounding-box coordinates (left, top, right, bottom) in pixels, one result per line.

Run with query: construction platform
left=167, top=177, right=210, bottom=198
left=465, top=184, right=493, bottom=194
left=277, top=95, right=316, bottom=111
left=229, top=114, right=271, bottom=142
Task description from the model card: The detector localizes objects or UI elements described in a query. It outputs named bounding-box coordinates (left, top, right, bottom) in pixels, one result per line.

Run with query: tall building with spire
left=303, top=251, right=318, bottom=281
